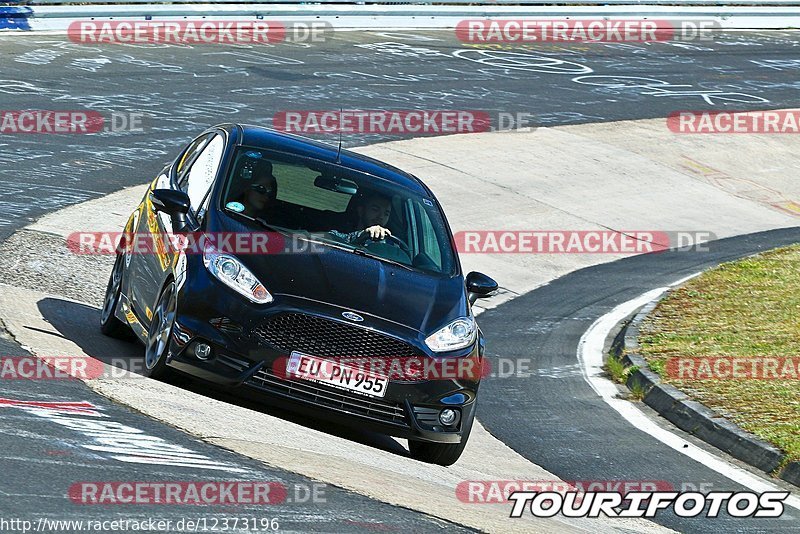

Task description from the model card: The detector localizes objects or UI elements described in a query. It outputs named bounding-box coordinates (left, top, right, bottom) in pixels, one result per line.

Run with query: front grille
left=252, top=313, right=419, bottom=359
left=247, top=366, right=408, bottom=427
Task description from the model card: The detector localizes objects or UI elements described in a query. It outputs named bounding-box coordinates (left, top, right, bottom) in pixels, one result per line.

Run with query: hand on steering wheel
left=364, top=225, right=392, bottom=241
left=362, top=226, right=411, bottom=256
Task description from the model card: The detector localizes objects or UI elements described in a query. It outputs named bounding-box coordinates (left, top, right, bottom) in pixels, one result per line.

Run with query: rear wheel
left=100, top=253, right=134, bottom=339
left=143, top=281, right=177, bottom=380
left=409, top=409, right=475, bottom=466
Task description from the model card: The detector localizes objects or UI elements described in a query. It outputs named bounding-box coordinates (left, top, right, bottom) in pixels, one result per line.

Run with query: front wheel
left=100, top=253, right=134, bottom=339
left=143, top=281, right=177, bottom=380
left=408, top=409, right=475, bottom=466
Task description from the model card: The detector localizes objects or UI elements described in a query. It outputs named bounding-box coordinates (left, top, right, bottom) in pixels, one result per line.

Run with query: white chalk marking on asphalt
left=0, top=398, right=248, bottom=473
left=577, top=276, right=800, bottom=511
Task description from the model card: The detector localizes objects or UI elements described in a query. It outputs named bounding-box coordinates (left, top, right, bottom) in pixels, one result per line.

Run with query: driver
left=330, top=192, right=393, bottom=245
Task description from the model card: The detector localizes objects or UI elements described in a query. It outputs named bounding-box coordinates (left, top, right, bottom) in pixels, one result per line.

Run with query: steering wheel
left=363, top=234, right=412, bottom=262
left=383, top=234, right=411, bottom=256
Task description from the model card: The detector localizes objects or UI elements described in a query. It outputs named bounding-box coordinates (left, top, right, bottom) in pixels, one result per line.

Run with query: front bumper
left=164, top=260, right=482, bottom=444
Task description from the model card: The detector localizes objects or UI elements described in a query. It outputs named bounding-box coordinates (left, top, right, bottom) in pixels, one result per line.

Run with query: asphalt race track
left=477, top=227, right=800, bottom=532
left=1, top=29, right=800, bottom=532
left=2, top=30, right=800, bottom=240
left=0, top=337, right=469, bottom=532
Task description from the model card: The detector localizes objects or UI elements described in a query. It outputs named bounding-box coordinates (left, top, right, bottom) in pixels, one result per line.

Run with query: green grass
left=629, top=381, right=646, bottom=402
left=604, top=353, right=642, bottom=399
left=639, top=245, right=800, bottom=465
left=605, top=353, right=631, bottom=383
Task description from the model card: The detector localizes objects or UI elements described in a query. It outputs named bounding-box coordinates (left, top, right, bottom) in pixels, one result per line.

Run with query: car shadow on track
left=37, top=297, right=410, bottom=458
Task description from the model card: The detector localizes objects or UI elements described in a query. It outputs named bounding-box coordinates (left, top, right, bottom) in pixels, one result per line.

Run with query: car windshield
left=220, top=146, right=457, bottom=275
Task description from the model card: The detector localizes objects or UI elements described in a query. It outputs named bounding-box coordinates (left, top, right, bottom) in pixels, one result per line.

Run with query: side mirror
left=150, top=189, right=191, bottom=230
left=466, top=271, right=498, bottom=305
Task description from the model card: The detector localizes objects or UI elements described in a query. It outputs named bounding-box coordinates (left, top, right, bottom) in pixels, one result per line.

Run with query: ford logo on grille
left=342, top=311, right=364, bottom=322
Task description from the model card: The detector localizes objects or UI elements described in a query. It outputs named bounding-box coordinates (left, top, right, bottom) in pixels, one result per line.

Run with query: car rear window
left=270, top=159, right=351, bottom=212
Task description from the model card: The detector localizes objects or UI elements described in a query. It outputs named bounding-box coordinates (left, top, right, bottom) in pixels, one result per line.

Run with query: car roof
left=219, top=123, right=431, bottom=196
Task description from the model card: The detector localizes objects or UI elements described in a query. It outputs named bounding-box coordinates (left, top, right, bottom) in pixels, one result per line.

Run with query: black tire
left=143, top=281, right=177, bottom=380
left=100, top=253, right=134, bottom=339
left=408, top=409, right=475, bottom=466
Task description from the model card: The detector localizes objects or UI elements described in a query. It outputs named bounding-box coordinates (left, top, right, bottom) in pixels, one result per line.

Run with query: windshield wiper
left=224, top=209, right=282, bottom=232
left=352, top=247, right=414, bottom=271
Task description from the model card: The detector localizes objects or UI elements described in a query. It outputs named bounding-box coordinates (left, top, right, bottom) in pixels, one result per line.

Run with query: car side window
left=182, top=134, right=225, bottom=217
left=414, top=203, right=443, bottom=270
left=176, top=133, right=213, bottom=183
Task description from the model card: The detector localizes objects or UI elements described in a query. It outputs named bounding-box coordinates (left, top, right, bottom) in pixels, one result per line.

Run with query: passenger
left=239, top=161, right=277, bottom=218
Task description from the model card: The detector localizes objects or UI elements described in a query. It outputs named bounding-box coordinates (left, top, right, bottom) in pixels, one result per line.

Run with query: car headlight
left=203, top=243, right=273, bottom=304
left=425, top=317, right=476, bottom=352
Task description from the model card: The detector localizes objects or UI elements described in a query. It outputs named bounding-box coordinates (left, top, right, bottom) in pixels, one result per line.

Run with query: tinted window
left=415, top=202, right=444, bottom=268
left=271, top=159, right=351, bottom=212
left=183, top=134, right=224, bottom=215
left=176, top=133, right=213, bottom=182
left=221, top=147, right=456, bottom=275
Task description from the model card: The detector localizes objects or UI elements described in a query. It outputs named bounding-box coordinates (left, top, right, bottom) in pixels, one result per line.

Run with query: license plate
left=286, top=351, right=388, bottom=398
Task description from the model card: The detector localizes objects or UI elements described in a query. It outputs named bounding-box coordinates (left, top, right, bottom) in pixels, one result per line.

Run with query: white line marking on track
left=576, top=274, right=800, bottom=511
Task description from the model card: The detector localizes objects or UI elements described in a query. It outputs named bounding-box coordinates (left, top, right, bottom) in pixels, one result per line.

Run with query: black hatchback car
left=101, top=124, right=498, bottom=465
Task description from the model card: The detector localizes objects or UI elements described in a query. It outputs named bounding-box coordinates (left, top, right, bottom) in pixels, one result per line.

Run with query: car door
left=128, top=133, right=212, bottom=320
left=131, top=132, right=225, bottom=325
